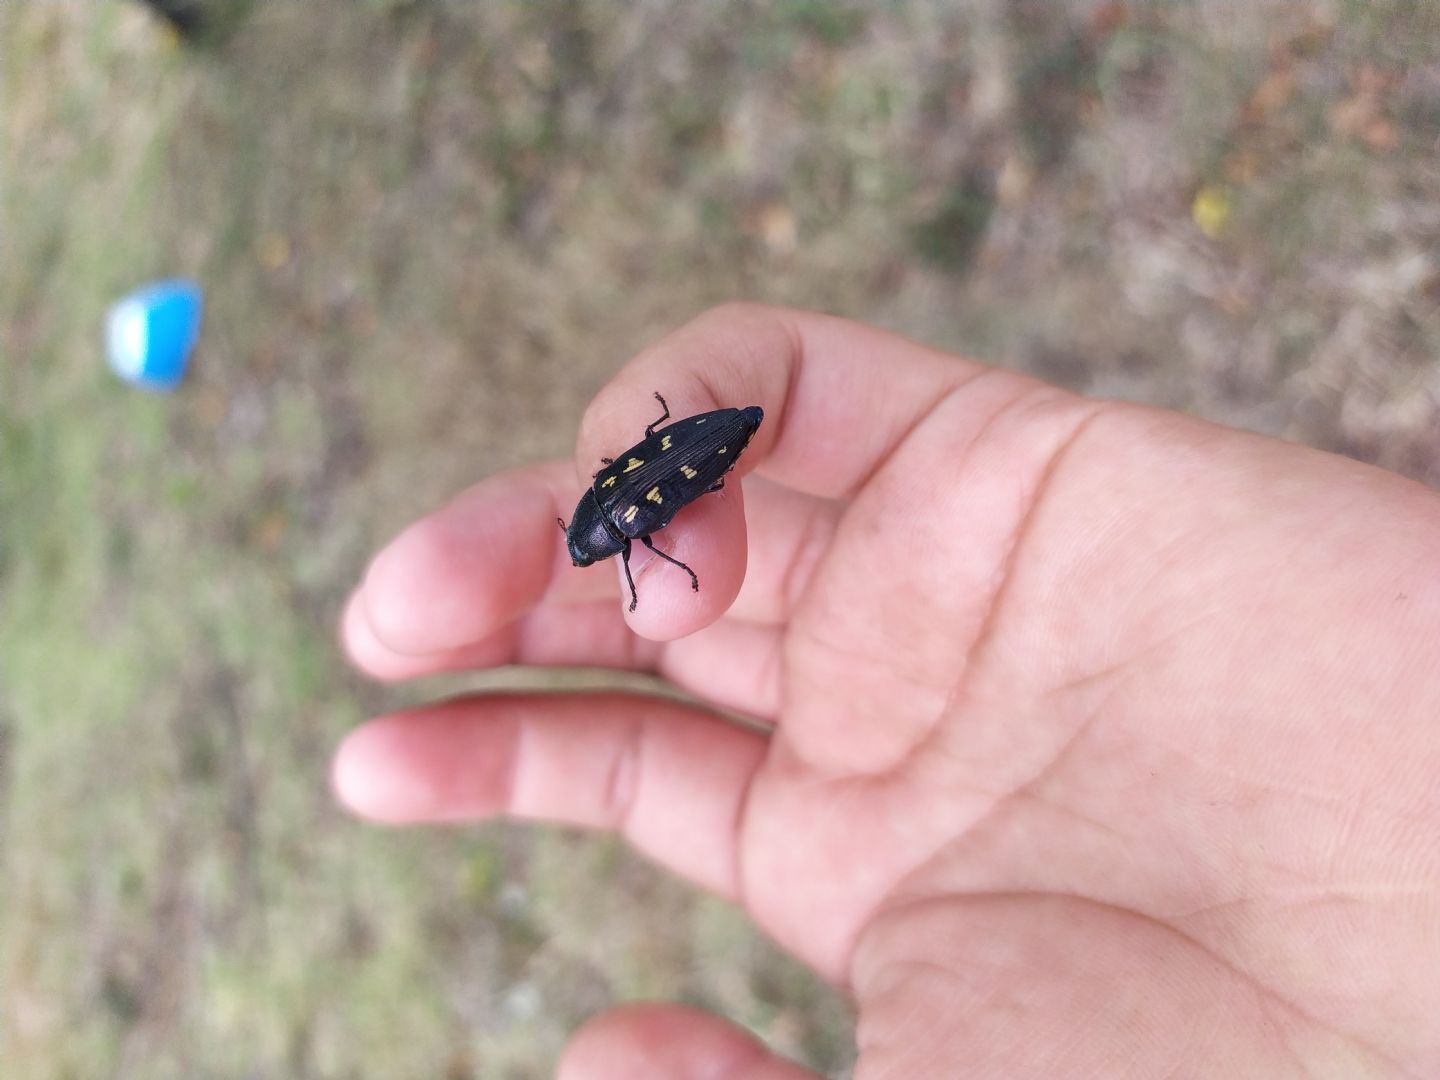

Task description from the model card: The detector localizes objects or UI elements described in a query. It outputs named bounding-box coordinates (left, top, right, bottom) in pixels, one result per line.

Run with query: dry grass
left=3, top=1, right=1438, bottom=1076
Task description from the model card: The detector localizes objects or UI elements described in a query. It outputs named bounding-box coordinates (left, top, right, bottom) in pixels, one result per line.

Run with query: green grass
left=4, top=2, right=1439, bottom=1076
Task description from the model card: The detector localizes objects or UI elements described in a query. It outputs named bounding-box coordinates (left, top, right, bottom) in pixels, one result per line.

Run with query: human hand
left=334, top=305, right=1440, bottom=1079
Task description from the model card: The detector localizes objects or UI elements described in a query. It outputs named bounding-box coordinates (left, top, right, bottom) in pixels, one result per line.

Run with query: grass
left=3, top=2, right=1439, bottom=1077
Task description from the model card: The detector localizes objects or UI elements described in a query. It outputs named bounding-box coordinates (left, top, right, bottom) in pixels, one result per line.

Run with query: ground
left=2, top=2, right=1439, bottom=1077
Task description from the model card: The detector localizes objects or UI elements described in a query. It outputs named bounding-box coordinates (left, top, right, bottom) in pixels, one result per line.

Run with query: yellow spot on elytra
left=623, top=457, right=644, bottom=472
left=646, top=486, right=663, bottom=504
left=717, top=446, right=727, bottom=454
left=696, top=418, right=707, bottom=424
left=661, top=435, right=672, bottom=450
left=680, top=465, right=698, bottom=480
left=623, top=505, right=638, bottom=523
left=601, top=476, right=617, bottom=488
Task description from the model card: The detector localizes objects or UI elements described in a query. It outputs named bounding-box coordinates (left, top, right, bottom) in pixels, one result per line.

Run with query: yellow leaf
left=1192, top=185, right=1230, bottom=239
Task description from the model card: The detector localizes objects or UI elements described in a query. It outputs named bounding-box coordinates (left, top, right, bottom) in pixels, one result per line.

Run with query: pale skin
left=334, top=304, right=1440, bottom=1079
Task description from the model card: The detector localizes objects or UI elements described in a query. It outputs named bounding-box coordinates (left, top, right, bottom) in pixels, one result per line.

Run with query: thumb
left=557, top=1003, right=825, bottom=1080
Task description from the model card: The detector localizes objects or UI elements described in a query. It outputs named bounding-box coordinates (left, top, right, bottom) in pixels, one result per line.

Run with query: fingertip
left=331, top=708, right=513, bottom=824
left=360, top=511, right=482, bottom=654
left=558, top=1004, right=766, bottom=1080
left=330, top=719, right=422, bottom=823
left=341, top=587, right=519, bottom=682
left=621, top=486, right=749, bottom=642
left=340, top=588, right=402, bottom=679
left=360, top=474, right=562, bottom=655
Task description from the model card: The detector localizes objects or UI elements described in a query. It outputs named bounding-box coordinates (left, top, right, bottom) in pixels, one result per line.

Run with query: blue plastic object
left=106, top=279, right=203, bottom=391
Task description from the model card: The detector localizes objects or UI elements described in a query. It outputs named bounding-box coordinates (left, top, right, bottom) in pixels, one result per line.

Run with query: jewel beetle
left=560, top=393, right=764, bottom=611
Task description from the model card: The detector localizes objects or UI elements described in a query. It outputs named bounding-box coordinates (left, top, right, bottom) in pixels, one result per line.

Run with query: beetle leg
left=641, top=534, right=699, bottom=592
left=644, top=392, right=671, bottom=438
left=621, top=539, right=639, bottom=612
left=706, top=477, right=725, bottom=493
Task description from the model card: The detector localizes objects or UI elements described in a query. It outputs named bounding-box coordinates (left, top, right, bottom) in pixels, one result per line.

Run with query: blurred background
left=3, top=1, right=1439, bottom=1076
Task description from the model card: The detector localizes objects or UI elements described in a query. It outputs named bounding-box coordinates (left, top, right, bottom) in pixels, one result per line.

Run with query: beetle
left=560, top=393, right=765, bottom=611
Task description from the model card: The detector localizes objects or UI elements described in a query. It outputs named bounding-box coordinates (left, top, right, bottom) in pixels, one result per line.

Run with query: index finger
left=578, top=303, right=993, bottom=501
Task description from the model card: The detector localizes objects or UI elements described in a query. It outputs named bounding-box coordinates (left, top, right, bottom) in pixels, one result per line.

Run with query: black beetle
left=560, top=393, right=764, bottom=611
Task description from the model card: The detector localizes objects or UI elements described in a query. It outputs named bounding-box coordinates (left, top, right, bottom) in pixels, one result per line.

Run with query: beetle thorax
left=565, top=489, right=626, bottom=566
